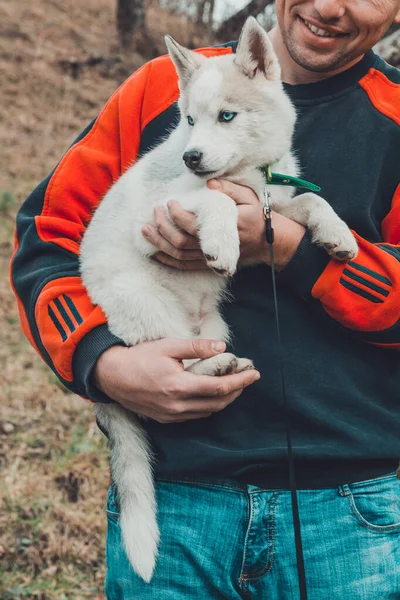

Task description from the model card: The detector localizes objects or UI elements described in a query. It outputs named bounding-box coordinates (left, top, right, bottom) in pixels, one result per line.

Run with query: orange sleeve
left=10, top=47, right=231, bottom=397
left=302, top=66, right=400, bottom=348
left=312, top=184, right=400, bottom=348
left=10, top=57, right=176, bottom=393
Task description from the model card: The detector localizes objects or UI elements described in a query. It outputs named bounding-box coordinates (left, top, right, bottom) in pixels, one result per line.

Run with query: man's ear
left=394, top=9, right=400, bottom=23
left=234, top=16, right=281, bottom=81
left=165, top=36, right=206, bottom=88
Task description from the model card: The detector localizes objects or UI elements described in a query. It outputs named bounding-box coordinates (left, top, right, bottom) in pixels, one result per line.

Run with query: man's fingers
left=178, top=389, right=244, bottom=413
left=155, top=411, right=214, bottom=423
left=167, top=201, right=199, bottom=236
left=154, top=389, right=246, bottom=422
left=143, top=225, right=204, bottom=260
left=162, top=338, right=226, bottom=361
left=153, top=252, right=208, bottom=270
left=207, top=179, right=259, bottom=206
left=154, top=206, right=201, bottom=250
left=178, top=368, right=260, bottom=397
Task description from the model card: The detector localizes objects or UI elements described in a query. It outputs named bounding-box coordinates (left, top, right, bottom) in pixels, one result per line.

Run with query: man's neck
left=269, top=26, right=364, bottom=85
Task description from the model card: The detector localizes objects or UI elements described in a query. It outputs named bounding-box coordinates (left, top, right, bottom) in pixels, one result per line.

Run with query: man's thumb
left=207, top=179, right=253, bottom=205
left=165, top=338, right=226, bottom=360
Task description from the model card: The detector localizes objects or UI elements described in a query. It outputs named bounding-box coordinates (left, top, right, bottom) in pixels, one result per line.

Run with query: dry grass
left=0, top=0, right=209, bottom=597
left=0, top=0, right=121, bottom=593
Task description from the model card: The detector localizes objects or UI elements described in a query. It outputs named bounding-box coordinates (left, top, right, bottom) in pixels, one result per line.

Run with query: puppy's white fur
left=80, top=17, right=357, bottom=582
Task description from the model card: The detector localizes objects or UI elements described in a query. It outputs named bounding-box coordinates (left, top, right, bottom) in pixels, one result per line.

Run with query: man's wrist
left=94, top=345, right=127, bottom=395
left=72, top=324, right=126, bottom=402
left=261, top=215, right=306, bottom=270
left=276, top=228, right=331, bottom=298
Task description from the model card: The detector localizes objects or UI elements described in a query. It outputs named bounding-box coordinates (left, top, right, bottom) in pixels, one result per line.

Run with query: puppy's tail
left=95, top=403, right=159, bottom=583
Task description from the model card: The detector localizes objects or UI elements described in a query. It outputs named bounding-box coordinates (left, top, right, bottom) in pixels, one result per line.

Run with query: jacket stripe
left=48, top=305, right=67, bottom=342
left=378, top=244, right=400, bottom=262
left=359, top=68, right=400, bottom=126
left=342, top=267, right=390, bottom=297
left=381, top=184, right=400, bottom=243
left=63, top=294, right=83, bottom=325
left=339, top=277, right=384, bottom=304
left=347, top=260, right=392, bottom=286
left=53, top=297, right=76, bottom=333
left=312, top=232, right=400, bottom=332
left=369, top=341, right=400, bottom=350
left=9, top=233, right=41, bottom=356
left=357, top=320, right=400, bottom=345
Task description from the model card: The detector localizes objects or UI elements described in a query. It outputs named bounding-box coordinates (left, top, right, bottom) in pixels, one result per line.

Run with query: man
left=11, top=0, right=400, bottom=597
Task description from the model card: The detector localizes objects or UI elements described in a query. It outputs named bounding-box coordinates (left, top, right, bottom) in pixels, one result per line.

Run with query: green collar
left=261, top=165, right=321, bottom=193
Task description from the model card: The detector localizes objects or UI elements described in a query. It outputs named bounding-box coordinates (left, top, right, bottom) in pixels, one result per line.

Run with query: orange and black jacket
left=11, top=47, right=400, bottom=488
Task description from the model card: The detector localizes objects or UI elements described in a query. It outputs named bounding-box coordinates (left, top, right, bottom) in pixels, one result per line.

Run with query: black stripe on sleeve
left=339, top=278, right=384, bottom=303
left=63, top=294, right=83, bottom=325
left=378, top=245, right=400, bottom=262
left=347, top=261, right=392, bottom=286
left=54, top=297, right=76, bottom=333
left=48, top=305, right=67, bottom=342
left=342, top=268, right=390, bottom=297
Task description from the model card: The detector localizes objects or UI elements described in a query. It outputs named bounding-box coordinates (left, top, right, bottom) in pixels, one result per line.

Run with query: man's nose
left=183, top=150, right=203, bottom=171
left=314, top=0, right=345, bottom=20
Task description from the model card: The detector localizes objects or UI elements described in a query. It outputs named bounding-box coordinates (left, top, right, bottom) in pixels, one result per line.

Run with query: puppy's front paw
left=186, top=353, right=254, bottom=376
left=201, top=234, right=240, bottom=277
left=235, top=358, right=255, bottom=373
left=313, top=222, right=358, bottom=261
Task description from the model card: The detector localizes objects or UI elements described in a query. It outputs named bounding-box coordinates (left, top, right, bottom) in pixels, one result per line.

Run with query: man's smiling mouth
left=299, top=16, right=347, bottom=39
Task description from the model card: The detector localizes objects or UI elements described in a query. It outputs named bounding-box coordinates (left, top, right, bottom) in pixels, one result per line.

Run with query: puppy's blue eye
left=219, top=111, right=237, bottom=123
left=187, top=116, right=194, bottom=126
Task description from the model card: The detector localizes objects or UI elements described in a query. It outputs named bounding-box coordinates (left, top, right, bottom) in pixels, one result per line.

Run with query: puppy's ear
left=234, top=16, right=281, bottom=81
left=165, top=36, right=206, bottom=88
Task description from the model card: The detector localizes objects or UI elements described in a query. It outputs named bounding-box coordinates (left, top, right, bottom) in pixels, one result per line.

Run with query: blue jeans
left=105, top=472, right=400, bottom=599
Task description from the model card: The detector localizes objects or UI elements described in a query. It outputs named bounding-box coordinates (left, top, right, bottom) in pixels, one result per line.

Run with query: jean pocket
left=340, top=472, right=400, bottom=533
left=106, top=484, right=120, bottom=521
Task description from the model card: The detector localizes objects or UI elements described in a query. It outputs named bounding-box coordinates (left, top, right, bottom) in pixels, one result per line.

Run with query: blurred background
left=0, top=0, right=399, bottom=598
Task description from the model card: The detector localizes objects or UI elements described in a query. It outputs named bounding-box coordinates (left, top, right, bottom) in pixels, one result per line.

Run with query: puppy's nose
left=183, top=150, right=203, bottom=170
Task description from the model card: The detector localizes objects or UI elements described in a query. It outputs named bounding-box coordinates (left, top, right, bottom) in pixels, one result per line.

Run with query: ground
left=0, top=0, right=200, bottom=597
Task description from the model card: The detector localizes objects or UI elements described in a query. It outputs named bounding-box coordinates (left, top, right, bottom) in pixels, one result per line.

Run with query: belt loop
left=338, top=484, right=350, bottom=497
left=247, top=484, right=259, bottom=494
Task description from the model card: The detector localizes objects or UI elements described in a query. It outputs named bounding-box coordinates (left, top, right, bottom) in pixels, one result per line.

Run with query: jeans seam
left=344, top=471, right=397, bottom=490
left=241, top=492, right=280, bottom=581
left=345, top=490, right=400, bottom=533
left=239, top=489, right=254, bottom=586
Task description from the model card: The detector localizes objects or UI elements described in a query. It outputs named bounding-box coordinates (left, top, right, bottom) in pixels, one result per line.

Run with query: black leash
left=263, top=190, right=308, bottom=600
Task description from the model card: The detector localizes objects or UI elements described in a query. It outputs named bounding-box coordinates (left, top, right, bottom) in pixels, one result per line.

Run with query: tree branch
left=215, top=0, right=274, bottom=41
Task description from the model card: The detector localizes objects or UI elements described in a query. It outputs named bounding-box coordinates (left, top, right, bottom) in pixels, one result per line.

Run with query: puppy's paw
left=201, top=236, right=240, bottom=277
left=186, top=353, right=253, bottom=376
left=313, top=222, right=358, bottom=261
left=235, top=357, right=254, bottom=373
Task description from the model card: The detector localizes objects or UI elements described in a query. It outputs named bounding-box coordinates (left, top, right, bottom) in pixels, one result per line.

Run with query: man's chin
left=293, top=56, right=346, bottom=74
left=286, top=41, right=349, bottom=74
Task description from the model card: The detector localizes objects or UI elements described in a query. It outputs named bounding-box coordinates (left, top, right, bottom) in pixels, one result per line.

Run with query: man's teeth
left=304, top=20, right=336, bottom=38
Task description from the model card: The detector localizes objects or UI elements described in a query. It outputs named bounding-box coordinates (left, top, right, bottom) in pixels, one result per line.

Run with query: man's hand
left=94, top=339, right=260, bottom=423
left=142, top=179, right=306, bottom=271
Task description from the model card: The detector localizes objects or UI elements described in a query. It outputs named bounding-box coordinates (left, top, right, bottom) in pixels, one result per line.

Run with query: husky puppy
left=80, top=17, right=357, bottom=583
